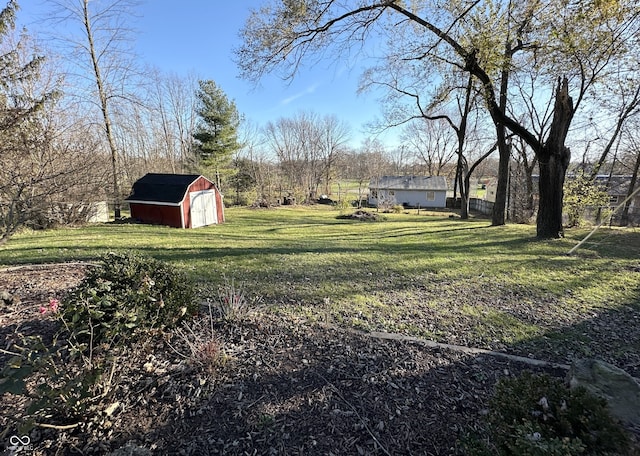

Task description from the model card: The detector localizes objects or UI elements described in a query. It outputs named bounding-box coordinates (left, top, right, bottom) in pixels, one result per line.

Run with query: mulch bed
left=0, top=264, right=630, bottom=455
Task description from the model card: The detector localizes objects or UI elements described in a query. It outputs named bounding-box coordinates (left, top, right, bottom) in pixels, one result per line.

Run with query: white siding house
left=368, top=175, right=448, bottom=208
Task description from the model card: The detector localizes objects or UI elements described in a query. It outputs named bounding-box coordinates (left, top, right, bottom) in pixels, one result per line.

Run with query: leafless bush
left=171, top=301, right=224, bottom=375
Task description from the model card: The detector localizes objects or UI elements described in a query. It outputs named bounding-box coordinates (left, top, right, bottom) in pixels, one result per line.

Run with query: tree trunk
left=524, top=166, right=535, bottom=220
left=453, top=156, right=461, bottom=213
left=457, top=74, right=474, bottom=220
left=536, top=78, right=573, bottom=238
left=620, top=150, right=640, bottom=226
left=491, top=51, right=512, bottom=227
left=492, top=125, right=509, bottom=226
left=461, top=170, right=471, bottom=219
left=536, top=150, right=569, bottom=237
left=83, top=0, right=121, bottom=219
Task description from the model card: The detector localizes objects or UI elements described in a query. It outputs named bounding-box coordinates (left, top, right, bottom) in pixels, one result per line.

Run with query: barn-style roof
left=125, top=173, right=204, bottom=204
left=369, top=175, right=448, bottom=191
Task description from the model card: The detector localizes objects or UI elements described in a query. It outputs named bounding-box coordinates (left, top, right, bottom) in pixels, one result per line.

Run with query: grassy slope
left=2, top=205, right=639, bottom=363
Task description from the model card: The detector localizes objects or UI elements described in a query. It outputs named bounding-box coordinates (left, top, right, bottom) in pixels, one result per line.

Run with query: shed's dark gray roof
left=369, top=175, right=448, bottom=191
left=125, top=173, right=204, bottom=204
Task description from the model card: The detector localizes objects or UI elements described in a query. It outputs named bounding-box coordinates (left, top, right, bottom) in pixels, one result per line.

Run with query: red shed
left=125, top=173, right=224, bottom=228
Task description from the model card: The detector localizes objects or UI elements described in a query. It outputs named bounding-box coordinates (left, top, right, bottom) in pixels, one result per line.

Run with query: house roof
left=594, top=175, right=635, bottom=196
left=369, top=175, right=448, bottom=191
left=125, top=173, right=208, bottom=204
left=531, top=174, right=636, bottom=196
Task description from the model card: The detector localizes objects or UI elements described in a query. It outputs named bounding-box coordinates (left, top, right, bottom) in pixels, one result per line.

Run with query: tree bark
left=461, top=163, right=470, bottom=218
left=491, top=47, right=513, bottom=227
left=83, top=0, right=121, bottom=219
left=536, top=78, right=573, bottom=238
left=457, top=74, right=474, bottom=220
left=458, top=157, right=469, bottom=218
left=492, top=125, right=509, bottom=225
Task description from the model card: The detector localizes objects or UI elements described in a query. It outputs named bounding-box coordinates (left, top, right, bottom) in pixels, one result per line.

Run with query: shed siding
left=129, top=203, right=183, bottom=228
left=215, top=190, right=225, bottom=223
left=395, top=189, right=446, bottom=208
left=126, top=174, right=224, bottom=228
left=184, top=177, right=220, bottom=228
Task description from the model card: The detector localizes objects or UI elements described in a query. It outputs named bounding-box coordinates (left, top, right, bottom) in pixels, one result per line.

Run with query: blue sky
left=16, top=1, right=398, bottom=148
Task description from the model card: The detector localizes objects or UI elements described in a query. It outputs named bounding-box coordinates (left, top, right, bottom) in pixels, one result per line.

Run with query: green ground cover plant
left=0, top=252, right=199, bottom=432
left=466, top=372, right=632, bottom=455
left=61, top=251, right=198, bottom=347
left=1, top=205, right=639, bottom=359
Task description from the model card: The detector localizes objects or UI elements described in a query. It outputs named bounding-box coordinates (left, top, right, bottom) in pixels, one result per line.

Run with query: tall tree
left=237, top=0, right=640, bottom=238
left=47, top=0, right=141, bottom=219
left=0, top=1, right=64, bottom=243
left=192, top=79, right=241, bottom=188
left=401, top=117, right=457, bottom=177
left=264, top=111, right=349, bottom=202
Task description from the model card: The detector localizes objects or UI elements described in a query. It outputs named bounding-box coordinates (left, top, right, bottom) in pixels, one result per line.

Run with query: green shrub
left=0, top=334, right=108, bottom=431
left=334, top=199, right=353, bottom=212
left=0, top=252, right=196, bottom=432
left=467, top=372, right=632, bottom=456
left=60, top=251, right=197, bottom=349
left=392, top=204, right=404, bottom=213
left=563, top=172, right=611, bottom=227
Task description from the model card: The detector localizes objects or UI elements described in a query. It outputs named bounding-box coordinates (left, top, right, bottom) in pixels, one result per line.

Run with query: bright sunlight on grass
left=2, top=205, right=639, bottom=358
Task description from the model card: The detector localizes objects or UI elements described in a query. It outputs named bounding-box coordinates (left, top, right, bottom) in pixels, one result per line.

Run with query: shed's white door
left=190, top=190, right=217, bottom=228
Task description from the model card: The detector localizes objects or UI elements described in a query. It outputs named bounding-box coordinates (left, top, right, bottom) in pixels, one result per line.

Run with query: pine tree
left=0, top=0, right=59, bottom=244
left=192, top=80, right=241, bottom=188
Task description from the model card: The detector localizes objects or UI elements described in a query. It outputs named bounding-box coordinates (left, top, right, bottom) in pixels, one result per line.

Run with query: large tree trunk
left=492, top=125, right=509, bottom=226
left=536, top=150, right=569, bottom=237
left=461, top=168, right=471, bottom=219
left=491, top=53, right=512, bottom=227
left=536, top=78, right=573, bottom=238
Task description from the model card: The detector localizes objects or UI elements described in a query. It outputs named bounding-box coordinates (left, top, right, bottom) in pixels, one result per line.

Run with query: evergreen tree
left=0, top=0, right=60, bottom=244
left=192, top=80, right=241, bottom=187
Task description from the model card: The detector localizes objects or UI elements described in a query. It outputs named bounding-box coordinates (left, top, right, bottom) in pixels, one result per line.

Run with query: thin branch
left=316, top=372, right=392, bottom=456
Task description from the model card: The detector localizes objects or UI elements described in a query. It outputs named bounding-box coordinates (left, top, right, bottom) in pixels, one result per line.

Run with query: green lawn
left=2, top=205, right=639, bottom=361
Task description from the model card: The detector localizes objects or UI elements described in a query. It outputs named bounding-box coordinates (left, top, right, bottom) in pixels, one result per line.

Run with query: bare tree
left=356, top=138, right=393, bottom=210
left=588, top=65, right=640, bottom=179
left=47, top=0, right=141, bottom=219
left=111, top=69, right=198, bottom=188
left=619, top=125, right=640, bottom=226
left=237, top=0, right=640, bottom=238
left=402, top=117, right=457, bottom=177
left=265, top=111, right=350, bottom=202
left=316, top=114, right=351, bottom=195
left=0, top=7, right=111, bottom=243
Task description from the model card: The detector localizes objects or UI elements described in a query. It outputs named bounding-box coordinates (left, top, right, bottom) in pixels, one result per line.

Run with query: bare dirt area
left=0, top=264, right=634, bottom=455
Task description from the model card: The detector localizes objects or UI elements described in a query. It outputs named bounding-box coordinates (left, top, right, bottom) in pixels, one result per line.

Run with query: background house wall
left=368, top=176, right=448, bottom=208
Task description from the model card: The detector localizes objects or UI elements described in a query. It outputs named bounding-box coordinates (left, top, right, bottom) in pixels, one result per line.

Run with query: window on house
left=426, top=191, right=435, bottom=201
left=610, top=195, right=619, bottom=204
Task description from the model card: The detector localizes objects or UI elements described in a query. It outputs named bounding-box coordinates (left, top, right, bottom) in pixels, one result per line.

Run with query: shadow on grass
left=99, top=301, right=639, bottom=455
left=2, top=229, right=639, bottom=454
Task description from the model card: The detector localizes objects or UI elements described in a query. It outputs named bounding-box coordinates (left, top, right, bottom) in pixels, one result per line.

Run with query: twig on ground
left=34, top=422, right=80, bottom=430
left=316, top=372, right=392, bottom=456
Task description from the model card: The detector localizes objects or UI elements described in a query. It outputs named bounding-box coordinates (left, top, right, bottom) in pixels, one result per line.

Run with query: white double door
left=189, top=190, right=217, bottom=228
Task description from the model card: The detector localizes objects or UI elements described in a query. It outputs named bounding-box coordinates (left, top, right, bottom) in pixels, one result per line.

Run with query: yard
left=1, top=205, right=639, bottom=454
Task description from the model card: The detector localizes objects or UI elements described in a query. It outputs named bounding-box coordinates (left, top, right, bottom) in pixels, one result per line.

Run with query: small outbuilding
left=125, top=173, right=224, bottom=228
left=368, top=175, right=448, bottom=208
